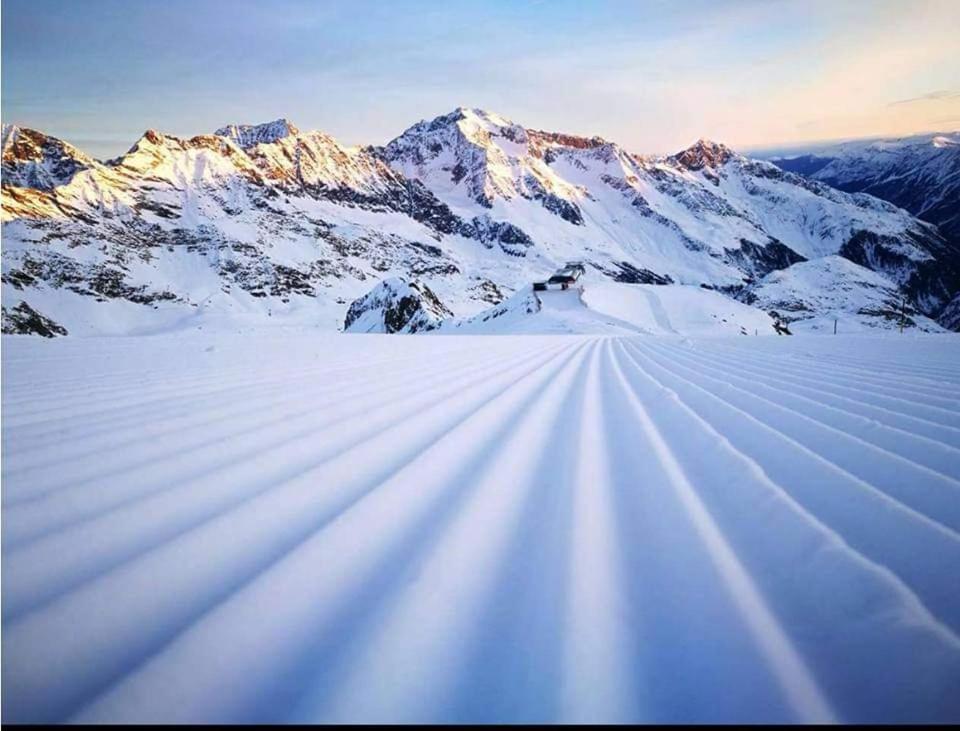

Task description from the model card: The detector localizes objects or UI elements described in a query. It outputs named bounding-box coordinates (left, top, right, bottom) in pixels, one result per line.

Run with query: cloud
left=889, top=89, right=960, bottom=106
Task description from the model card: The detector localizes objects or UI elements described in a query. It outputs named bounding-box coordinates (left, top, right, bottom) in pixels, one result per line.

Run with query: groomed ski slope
left=2, top=331, right=960, bottom=723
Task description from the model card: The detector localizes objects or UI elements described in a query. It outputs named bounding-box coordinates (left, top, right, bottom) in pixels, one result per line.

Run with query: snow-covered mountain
left=343, top=277, right=452, bottom=334
left=741, top=256, right=944, bottom=333
left=770, top=132, right=960, bottom=252
left=2, top=124, right=96, bottom=190
left=3, top=111, right=959, bottom=336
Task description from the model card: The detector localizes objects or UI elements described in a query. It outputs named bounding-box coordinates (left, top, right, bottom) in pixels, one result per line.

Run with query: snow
left=771, top=131, right=959, bottom=165
left=584, top=282, right=775, bottom=335
left=440, top=285, right=642, bottom=335
left=4, top=112, right=955, bottom=336
left=214, top=119, right=300, bottom=148
left=3, top=330, right=960, bottom=723
left=766, top=131, right=960, bottom=237
left=440, top=282, right=776, bottom=336
left=745, top=256, right=945, bottom=333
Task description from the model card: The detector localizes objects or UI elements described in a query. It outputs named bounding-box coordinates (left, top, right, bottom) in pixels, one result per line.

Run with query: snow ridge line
left=1, top=341, right=563, bottom=502
left=4, top=333, right=960, bottom=723
left=638, top=340, right=960, bottom=534
left=558, top=341, right=637, bottom=722
left=645, top=340, right=960, bottom=486
left=68, top=341, right=600, bottom=724
left=297, top=342, right=602, bottom=723
left=747, top=346, right=960, bottom=382
left=605, top=341, right=838, bottom=724
left=1, top=344, right=569, bottom=554
left=2, top=341, right=579, bottom=620
left=652, top=339, right=960, bottom=447
left=624, top=339, right=960, bottom=548
left=2, top=341, right=590, bottom=723
left=701, top=341, right=960, bottom=409
left=619, top=340, right=960, bottom=636
left=0, top=338, right=510, bottom=429
left=681, top=338, right=960, bottom=414
left=1, top=343, right=546, bottom=465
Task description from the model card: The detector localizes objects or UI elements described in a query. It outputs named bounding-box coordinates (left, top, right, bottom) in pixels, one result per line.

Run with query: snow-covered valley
left=3, top=330, right=959, bottom=723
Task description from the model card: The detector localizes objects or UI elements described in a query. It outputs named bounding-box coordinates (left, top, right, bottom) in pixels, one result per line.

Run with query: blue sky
left=3, top=0, right=958, bottom=159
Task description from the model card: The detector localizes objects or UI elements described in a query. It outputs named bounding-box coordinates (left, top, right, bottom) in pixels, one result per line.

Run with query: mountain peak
left=672, top=138, right=736, bottom=170
left=2, top=125, right=95, bottom=189
left=454, top=107, right=510, bottom=123
left=2, top=123, right=21, bottom=151
left=400, top=107, right=519, bottom=138
left=932, top=134, right=959, bottom=149
left=214, top=119, right=300, bottom=148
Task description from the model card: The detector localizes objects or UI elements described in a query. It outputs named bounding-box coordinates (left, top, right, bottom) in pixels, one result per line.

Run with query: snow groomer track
left=3, top=332, right=960, bottom=723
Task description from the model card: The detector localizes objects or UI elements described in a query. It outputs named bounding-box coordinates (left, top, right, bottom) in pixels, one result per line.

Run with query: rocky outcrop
left=724, top=239, right=807, bottom=281
left=938, top=293, right=960, bottom=331
left=214, top=119, right=300, bottom=148
left=838, top=229, right=960, bottom=317
left=460, top=215, right=534, bottom=256
left=343, top=277, right=453, bottom=333
left=670, top=139, right=736, bottom=171
left=2, top=125, right=95, bottom=190
left=1, top=301, right=68, bottom=337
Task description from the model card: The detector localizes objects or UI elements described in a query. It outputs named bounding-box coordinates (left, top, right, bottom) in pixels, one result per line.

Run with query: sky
left=3, top=0, right=959, bottom=159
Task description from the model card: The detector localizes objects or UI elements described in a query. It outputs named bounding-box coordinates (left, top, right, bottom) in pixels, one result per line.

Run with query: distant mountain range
left=3, top=110, right=959, bottom=336
left=768, top=132, right=959, bottom=248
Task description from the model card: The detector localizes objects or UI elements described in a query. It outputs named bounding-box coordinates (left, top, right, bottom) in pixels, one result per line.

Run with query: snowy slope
left=439, top=285, right=644, bottom=335
left=3, top=331, right=960, bottom=723
left=770, top=132, right=960, bottom=248
left=3, top=111, right=959, bottom=336
left=441, top=281, right=776, bottom=336
left=742, top=256, right=945, bottom=333
left=383, top=109, right=957, bottom=311
left=584, top=282, right=776, bottom=336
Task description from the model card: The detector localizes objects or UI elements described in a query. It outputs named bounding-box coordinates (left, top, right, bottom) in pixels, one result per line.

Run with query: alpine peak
left=214, top=119, right=300, bottom=148
left=672, top=138, right=736, bottom=170
left=1, top=124, right=96, bottom=189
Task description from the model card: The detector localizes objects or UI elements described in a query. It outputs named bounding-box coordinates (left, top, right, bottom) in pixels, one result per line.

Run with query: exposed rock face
left=460, top=215, right=534, bottom=256
left=1, top=301, right=68, bottom=337
left=724, top=239, right=807, bottom=281
left=343, top=277, right=453, bottom=333
left=939, top=293, right=960, bottom=331
left=592, top=261, right=674, bottom=285
left=2, top=125, right=95, bottom=189
left=213, top=119, right=300, bottom=148
left=669, top=139, right=735, bottom=171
